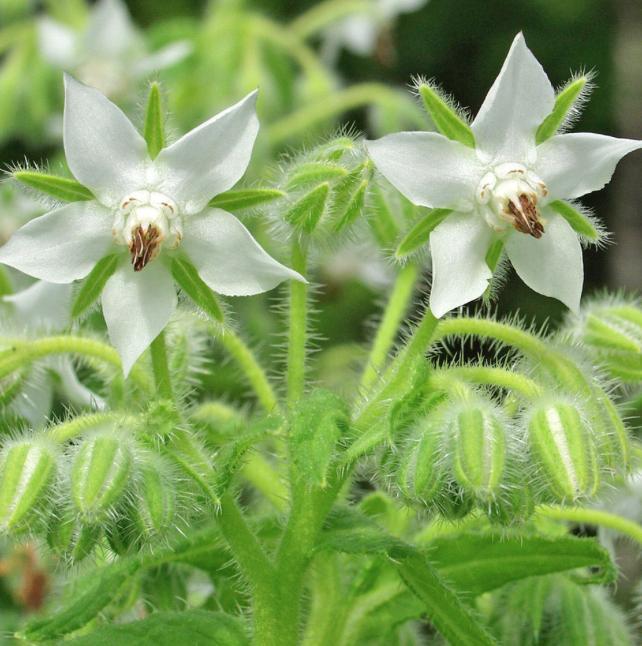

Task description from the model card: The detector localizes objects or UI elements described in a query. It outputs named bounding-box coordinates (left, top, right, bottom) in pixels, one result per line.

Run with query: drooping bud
left=527, top=401, right=599, bottom=501
left=132, top=458, right=177, bottom=539
left=70, top=432, right=132, bottom=520
left=395, top=415, right=446, bottom=505
left=47, top=509, right=101, bottom=563
left=0, top=438, right=57, bottom=533
left=450, top=404, right=507, bottom=501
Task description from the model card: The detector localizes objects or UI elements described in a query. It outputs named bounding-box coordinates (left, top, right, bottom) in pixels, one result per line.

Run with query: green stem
left=430, top=366, right=543, bottom=399
left=267, top=83, right=426, bottom=147
left=0, top=335, right=152, bottom=393
left=287, top=240, right=308, bottom=406
left=290, top=0, right=371, bottom=38
left=537, top=505, right=642, bottom=546
left=150, top=332, right=173, bottom=401
left=215, top=326, right=280, bottom=413
left=46, top=412, right=136, bottom=443
left=359, top=263, right=419, bottom=393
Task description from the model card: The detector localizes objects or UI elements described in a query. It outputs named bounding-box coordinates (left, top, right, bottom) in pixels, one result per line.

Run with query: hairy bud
left=47, top=510, right=101, bottom=562
left=0, top=438, right=57, bottom=533
left=70, top=432, right=132, bottom=520
left=132, top=459, right=177, bottom=539
left=527, top=401, right=598, bottom=501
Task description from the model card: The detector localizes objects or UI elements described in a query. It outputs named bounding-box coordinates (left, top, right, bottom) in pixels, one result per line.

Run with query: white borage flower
left=1, top=281, right=104, bottom=427
left=323, top=0, right=428, bottom=60
left=0, top=76, right=305, bottom=375
left=366, top=33, right=642, bottom=317
left=38, top=0, right=191, bottom=98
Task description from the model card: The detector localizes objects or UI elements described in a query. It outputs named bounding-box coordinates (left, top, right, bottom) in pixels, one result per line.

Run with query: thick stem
left=538, top=505, right=642, bottom=546
left=287, top=240, right=308, bottom=406
left=359, top=263, right=419, bottom=393
left=150, top=331, right=173, bottom=401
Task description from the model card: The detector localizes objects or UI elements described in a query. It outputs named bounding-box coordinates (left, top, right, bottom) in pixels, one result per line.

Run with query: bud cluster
left=0, top=426, right=185, bottom=562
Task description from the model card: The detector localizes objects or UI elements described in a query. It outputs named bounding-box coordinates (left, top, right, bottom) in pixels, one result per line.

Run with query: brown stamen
left=507, top=194, right=544, bottom=239
left=129, top=225, right=161, bottom=271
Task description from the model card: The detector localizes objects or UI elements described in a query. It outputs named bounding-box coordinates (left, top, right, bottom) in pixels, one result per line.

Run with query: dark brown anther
left=129, top=225, right=161, bottom=271
left=507, top=194, right=544, bottom=239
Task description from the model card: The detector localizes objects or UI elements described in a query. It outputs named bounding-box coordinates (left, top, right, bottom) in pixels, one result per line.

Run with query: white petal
left=334, top=16, right=379, bottom=56
left=63, top=74, right=148, bottom=207
left=52, top=356, right=106, bottom=411
left=182, top=209, right=305, bottom=296
left=471, top=33, right=554, bottom=163
left=535, top=133, right=642, bottom=200
left=155, top=91, right=259, bottom=214
left=132, top=41, right=193, bottom=77
left=101, top=261, right=177, bottom=376
left=429, top=214, right=493, bottom=317
left=366, top=133, right=483, bottom=209
left=83, top=0, right=140, bottom=58
left=505, top=212, right=583, bottom=312
left=37, top=17, right=78, bottom=69
left=2, top=281, right=72, bottom=330
left=0, top=202, right=113, bottom=283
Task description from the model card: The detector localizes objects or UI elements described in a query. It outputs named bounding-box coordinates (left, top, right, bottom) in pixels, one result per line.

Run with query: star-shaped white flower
left=38, top=0, right=191, bottom=98
left=1, top=280, right=104, bottom=426
left=323, top=0, right=428, bottom=59
left=0, top=76, right=304, bottom=375
left=366, top=33, right=642, bottom=317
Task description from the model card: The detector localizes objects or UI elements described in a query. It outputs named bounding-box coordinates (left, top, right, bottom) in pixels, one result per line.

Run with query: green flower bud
left=395, top=416, right=445, bottom=504
left=133, top=460, right=177, bottom=539
left=47, top=510, right=101, bottom=563
left=528, top=401, right=599, bottom=501
left=487, top=482, right=535, bottom=526
left=451, top=405, right=507, bottom=500
left=0, top=438, right=57, bottom=533
left=70, top=432, right=132, bottom=520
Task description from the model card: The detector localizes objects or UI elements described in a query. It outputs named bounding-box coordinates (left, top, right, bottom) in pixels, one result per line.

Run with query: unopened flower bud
left=0, top=438, right=57, bottom=533
left=133, top=460, right=176, bottom=538
left=70, top=432, right=132, bottom=520
left=527, top=401, right=599, bottom=501
left=47, top=509, right=101, bottom=562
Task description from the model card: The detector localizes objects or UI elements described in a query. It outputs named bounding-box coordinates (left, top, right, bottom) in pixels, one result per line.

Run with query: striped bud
left=451, top=405, right=506, bottom=500
left=70, top=432, right=132, bottom=520
left=528, top=401, right=599, bottom=501
left=133, top=461, right=176, bottom=538
left=0, top=439, right=57, bottom=533
left=47, top=510, right=101, bottom=562
left=396, top=416, right=445, bottom=504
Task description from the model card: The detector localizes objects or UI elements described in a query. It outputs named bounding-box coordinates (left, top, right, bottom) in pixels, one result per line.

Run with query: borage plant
left=0, top=32, right=641, bottom=645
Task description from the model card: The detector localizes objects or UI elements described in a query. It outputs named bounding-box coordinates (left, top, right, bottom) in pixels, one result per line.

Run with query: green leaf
left=418, top=84, right=476, bottom=148
left=144, top=82, right=164, bottom=159
left=395, top=208, right=451, bottom=259
left=72, top=254, right=120, bottom=318
left=536, top=76, right=588, bottom=144
left=209, top=188, right=286, bottom=211
left=290, top=390, right=349, bottom=488
left=284, top=182, right=329, bottom=233
left=66, top=611, right=249, bottom=646
left=14, top=171, right=93, bottom=202
left=396, top=553, right=496, bottom=645
left=19, top=559, right=140, bottom=640
left=171, top=256, right=224, bottom=322
left=548, top=200, right=600, bottom=241
left=430, top=533, right=615, bottom=596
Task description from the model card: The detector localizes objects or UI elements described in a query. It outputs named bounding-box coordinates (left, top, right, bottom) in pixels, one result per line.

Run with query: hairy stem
left=287, top=240, right=309, bottom=406
left=359, top=263, right=420, bottom=393
left=430, top=366, right=543, bottom=399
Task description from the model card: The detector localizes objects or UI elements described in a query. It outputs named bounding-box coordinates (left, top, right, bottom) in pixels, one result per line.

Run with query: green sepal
left=536, top=76, right=588, bottom=144
left=330, top=161, right=371, bottom=231
left=549, top=200, right=600, bottom=241
left=285, top=182, right=329, bottom=233
left=209, top=188, right=286, bottom=211
left=395, top=208, right=452, bottom=259
left=171, top=256, right=224, bottom=322
left=333, top=179, right=367, bottom=231
left=289, top=390, right=350, bottom=488
left=144, top=82, right=164, bottom=159
left=13, top=171, right=93, bottom=202
left=418, top=84, right=476, bottom=148
left=368, top=184, right=399, bottom=247
left=72, top=254, right=120, bottom=318
left=286, top=161, right=348, bottom=191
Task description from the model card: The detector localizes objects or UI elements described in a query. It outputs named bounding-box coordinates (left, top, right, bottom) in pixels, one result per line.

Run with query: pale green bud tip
left=71, top=433, right=132, bottom=519
left=0, top=439, right=57, bottom=532
left=528, top=402, right=598, bottom=501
